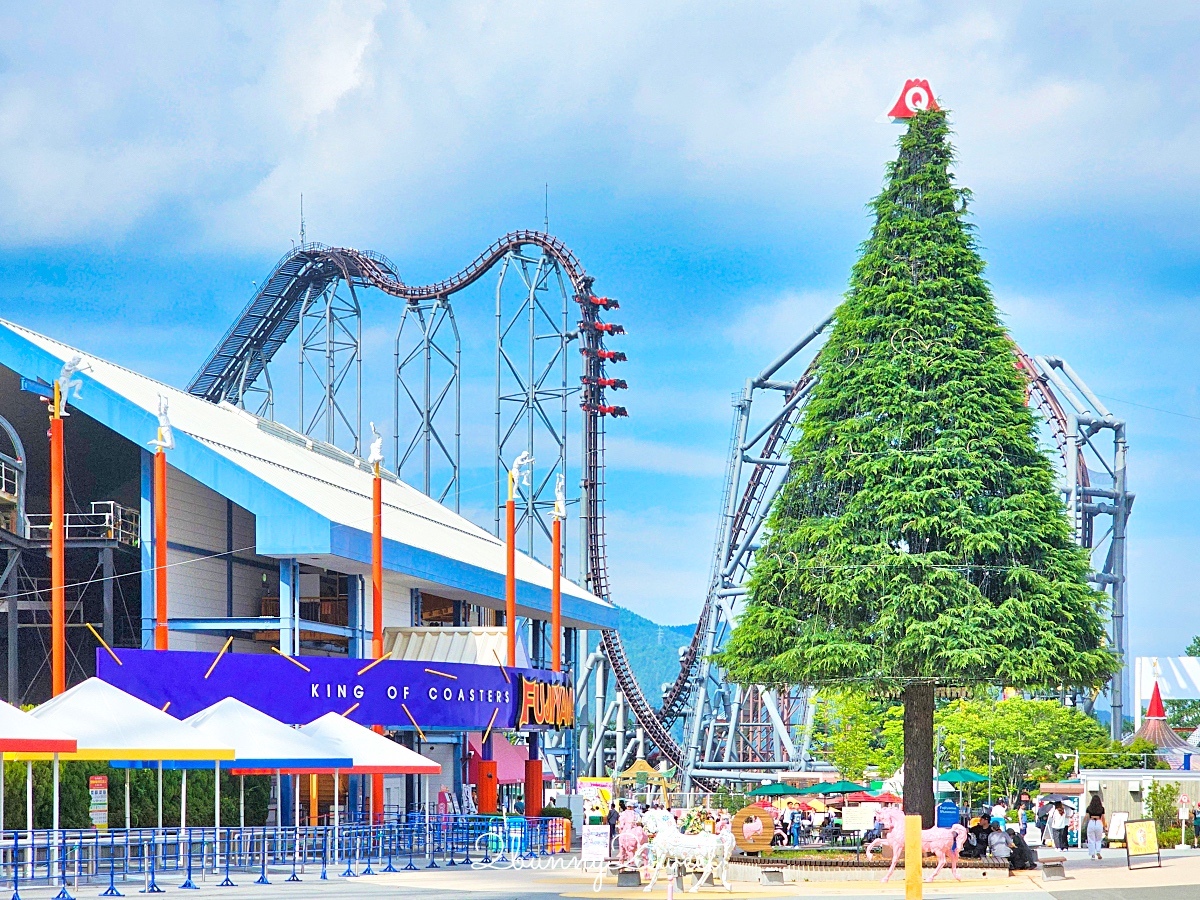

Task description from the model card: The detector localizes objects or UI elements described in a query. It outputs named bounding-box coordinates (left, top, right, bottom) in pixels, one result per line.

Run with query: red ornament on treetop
left=887, top=79, right=940, bottom=119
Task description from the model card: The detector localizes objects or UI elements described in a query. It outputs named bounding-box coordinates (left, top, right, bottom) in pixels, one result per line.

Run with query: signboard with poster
left=1107, top=811, right=1128, bottom=843
left=1123, top=819, right=1161, bottom=869
left=88, top=775, right=108, bottom=829
left=581, top=824, right=610, bottom=861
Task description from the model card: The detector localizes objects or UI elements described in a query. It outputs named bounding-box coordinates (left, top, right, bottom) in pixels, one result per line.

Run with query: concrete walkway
left=8, top=846, right=1200, bottom=899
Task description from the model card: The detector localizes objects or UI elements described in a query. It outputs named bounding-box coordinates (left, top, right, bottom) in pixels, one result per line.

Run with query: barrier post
left=11, top=829, right=20, bottom=900
left=254, top=827, right=270, bottom=885
left=339, top=830, right=355, bottom=878
left=403, top=823, right=417, bottom=871
left=425, top=814, right=438, bottom=869
left=144, top=835, right=163, bottom=894
left=179, top=828, right=198, bottom=889
left=362, top=826, right=375, bottom=876
left=383, top=825, right=396, bottom=872
left=904, top=815, right=922, bottom=900
left=218, top=829, right=235, bottom=887
left=101, top=829, right=122, bottom=897
left=286, top=827, right=301, bottom=882
left=52, top=830, right=73, bottom=900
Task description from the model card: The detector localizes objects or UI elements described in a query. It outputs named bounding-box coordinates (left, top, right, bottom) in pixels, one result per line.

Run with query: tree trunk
left=902, top=682, right=935, bottom=827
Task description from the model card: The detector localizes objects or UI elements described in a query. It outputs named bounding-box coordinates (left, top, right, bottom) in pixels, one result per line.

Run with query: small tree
left=716, top=109, right=1117, bottom=825
left=1145, top=780, right=1182, bottom=831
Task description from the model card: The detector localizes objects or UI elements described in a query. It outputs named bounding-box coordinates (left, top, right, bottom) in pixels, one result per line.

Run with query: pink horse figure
left=864, top=807, right=969, bottom=883
left=617, top=808, right=647, bottom=866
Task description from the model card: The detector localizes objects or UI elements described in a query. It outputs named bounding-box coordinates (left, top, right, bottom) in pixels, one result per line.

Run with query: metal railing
left=26, top=501, right=139, bottom=546
left=0, top=816, right=568, bottom=894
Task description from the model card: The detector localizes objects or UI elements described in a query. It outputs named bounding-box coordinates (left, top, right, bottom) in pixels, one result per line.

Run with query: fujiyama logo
left=887, top=79, right=939, bottom=119
left=516, top=675, right=575, bottom=730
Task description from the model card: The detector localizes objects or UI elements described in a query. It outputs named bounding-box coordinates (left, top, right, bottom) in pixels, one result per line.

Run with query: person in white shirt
left=1048, top=801, right=1069, bottom=850
left=991, top=800, right=1008, bottom=827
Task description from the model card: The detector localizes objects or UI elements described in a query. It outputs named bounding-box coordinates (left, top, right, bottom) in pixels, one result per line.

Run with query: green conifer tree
left=716, top=109, right=1116, bottom=825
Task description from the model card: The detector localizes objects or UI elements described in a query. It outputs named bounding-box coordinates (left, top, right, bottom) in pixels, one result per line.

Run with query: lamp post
left=551, top=474, right=564, bottom=673
left=148, top=395, right=176, bottom=652
left=49, top=357, right=90, bottom=694
left=505, top=452, right=533, bottom=668
left=49, top=380, right=65, bottom=694
left=367, top=425, right=385, bottom=822
left=987, top=739, right=994, bottom=808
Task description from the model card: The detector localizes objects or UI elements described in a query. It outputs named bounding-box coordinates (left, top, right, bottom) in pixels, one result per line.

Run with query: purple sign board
left=97, top=649, right=570, bottom=732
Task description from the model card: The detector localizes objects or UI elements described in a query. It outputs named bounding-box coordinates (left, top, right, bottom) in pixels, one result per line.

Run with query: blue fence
left=0, top=816, right=568, bottom=895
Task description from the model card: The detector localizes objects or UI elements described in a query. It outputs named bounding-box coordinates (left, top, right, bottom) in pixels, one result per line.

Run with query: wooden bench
left=1038, top=853, right=1067, bottom=881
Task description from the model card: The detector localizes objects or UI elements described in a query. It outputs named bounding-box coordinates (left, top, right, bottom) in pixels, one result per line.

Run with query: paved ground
left=8, top=846, right=1200, bottom=899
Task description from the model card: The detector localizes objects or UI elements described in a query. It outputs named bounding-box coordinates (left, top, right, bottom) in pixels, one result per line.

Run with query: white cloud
left=2, top=4, right=1200, bottom=246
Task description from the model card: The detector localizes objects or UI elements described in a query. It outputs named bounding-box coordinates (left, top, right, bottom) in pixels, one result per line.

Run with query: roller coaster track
left=187, top=231, right=697, bottom=771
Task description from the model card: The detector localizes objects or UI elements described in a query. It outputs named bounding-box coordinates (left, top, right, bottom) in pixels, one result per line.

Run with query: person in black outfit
left=606, top=803, right=619, bottom=856
left=1007, top=829, right=1037, bottom=870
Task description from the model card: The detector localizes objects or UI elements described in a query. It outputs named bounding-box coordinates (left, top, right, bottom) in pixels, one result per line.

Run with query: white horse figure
left=639, top=808, right=735, bottom=893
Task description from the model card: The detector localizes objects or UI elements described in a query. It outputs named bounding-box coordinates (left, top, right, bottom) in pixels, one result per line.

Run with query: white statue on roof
left=147, top=394, right=175, bottom=451
left=510, top=450, right=534, bottom=487
left=554, top=473, right=566, bottom=519
left=367, top=422, right=384, bottom=467
left=58, top=354, right=89, bottom=413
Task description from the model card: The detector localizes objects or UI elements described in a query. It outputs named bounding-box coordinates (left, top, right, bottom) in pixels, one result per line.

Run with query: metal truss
left=662, top=311, right=1133, bottom=788
left=298, top=278, right=362, bottom=454
left=493, top=247, right=576, bottom=561
left=1019, top=353, right=1131, bottom=739
left=236, top=346, right=275, bottom=420
left=394, top=297, right=460, bottom=510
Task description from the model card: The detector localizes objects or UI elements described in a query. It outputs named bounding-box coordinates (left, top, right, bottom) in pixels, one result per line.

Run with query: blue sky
left=2, top=3, right=1199, bottom=674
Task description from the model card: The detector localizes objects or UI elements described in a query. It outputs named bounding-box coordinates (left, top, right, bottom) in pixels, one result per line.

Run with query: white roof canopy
left=16, top=678, right=235, bottom=761
left=300, top=712, right=440, bottom=775
left=186, top=698, right=353, bottom=773
left=0, top=699, right=76, bottom=753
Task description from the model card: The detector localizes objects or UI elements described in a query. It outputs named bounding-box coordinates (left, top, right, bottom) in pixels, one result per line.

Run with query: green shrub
left=1146, top=781, right=1182, bottom=831
left=539, top=806, right=572, bottom=820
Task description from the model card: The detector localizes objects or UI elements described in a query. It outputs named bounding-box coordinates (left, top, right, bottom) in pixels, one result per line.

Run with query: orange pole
left=371, top=465, right=384, bottom=823
left=476, top=760, right=498, bottom=814
left=309, top=774, right=318, bottom=826
left=49, top=383, right=65, bottom=696
left=524, top=758, right=543, bottom=819
left=551, top=516, right=561, bottom=672
left=372, top=465, right=383, bottom=658
left=154, top=447, right=169, bottom=650
left=506, top=491, right=516, bottom=668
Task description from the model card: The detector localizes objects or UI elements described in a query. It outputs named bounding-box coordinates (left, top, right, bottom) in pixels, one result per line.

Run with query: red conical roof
left=1123, top=680, right=1191, bottom=750
left=1147, top=682, right=1166, bottom=719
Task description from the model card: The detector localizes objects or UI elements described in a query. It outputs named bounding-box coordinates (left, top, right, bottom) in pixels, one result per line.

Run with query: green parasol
left=938, top=769, right=988, bottom=783
left=817, top=780, right=868, bottom=794
left=747, top=782, right=805, bottom=797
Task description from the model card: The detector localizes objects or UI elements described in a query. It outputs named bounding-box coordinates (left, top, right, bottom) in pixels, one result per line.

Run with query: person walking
left=606, top=802, right=619, bottom=855
left=1048, top=801, right=1069, bottom=851
left=1084, top=794, right=1106, bottom=859
left=1193, top=805, right=1200, bottom=849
